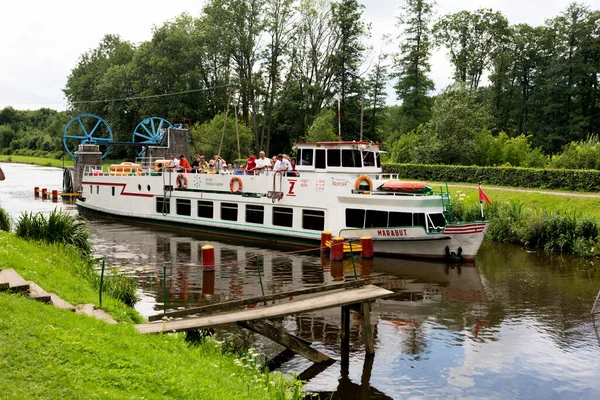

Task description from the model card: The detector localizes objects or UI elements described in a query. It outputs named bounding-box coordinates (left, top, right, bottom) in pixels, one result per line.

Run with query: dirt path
left=445, top=183, right=600, bottom=199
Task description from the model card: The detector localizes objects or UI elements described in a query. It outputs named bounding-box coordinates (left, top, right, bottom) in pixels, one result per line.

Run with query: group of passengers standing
left=163, top=151, right=297, bottom=176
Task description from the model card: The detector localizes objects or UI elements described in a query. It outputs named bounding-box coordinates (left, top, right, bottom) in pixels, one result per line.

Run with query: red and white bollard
left=201, top=245, right=215, bottom=271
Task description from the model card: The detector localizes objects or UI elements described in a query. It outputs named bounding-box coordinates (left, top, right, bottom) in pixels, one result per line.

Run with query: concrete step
left=76, top=303, right=117, bottom=324
left=0, top=270, right=8, bottom=290
left=49, top=293, right=76, bottom=312
left=27, top=281, right=51, bottom=303
left=0, top=269, right=30, bottom=292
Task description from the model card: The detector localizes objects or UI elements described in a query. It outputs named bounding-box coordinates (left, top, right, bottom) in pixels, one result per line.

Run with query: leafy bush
left=383, top=163, right=600, bottom=192
left=0, top=207, right=11, bottom=232
left=16, top=209, right=90, bottom=255
left=551, top=134, right=600, bottom=170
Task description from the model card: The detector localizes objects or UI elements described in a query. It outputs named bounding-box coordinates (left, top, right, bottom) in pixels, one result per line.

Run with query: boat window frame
left=302, top=209, right=325, bottom=231
left=246, top=204, right=264, bottom=224
left=156, top=197, right=170, bottom=214
left=345, top=208, right=366, bottom=228
left=273, top=206, right=293, bottom=227
left=315, top=149, right=326, bottom=169
left=298, top=149, right=314, bottom=167
left=176, top=198, right=192, bottom=216
left=327, top=149, right=341, bottom=167
left=342, top=149, right=362, bottom=168
left=197, top=200, right=214, bottom=219
left=221, top=202, right=238, bottom=221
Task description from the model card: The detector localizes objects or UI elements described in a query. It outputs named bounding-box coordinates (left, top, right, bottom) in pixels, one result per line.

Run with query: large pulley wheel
left=63, top=114, right=113, bottom=159
left=132, top=117, right=172, bottom=156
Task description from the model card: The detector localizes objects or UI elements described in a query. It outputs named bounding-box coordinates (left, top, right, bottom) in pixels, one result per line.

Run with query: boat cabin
left=295, top=142, right=382, bottom=174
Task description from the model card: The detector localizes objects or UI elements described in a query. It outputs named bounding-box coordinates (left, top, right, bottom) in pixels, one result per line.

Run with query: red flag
left=478, top=185, right=493, bottom=206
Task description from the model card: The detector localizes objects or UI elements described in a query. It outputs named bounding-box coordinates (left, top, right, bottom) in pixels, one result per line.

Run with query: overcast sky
left=0, top=0, right=597, bottom=111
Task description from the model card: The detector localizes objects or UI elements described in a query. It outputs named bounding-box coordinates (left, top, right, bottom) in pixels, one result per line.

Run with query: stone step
left=27, top=281, right=51, bottom=303
left=0, top=270, right=8, bottom=290
left=0, top=269, right=30, bottom=292
left=76, top=303, right=117, bottom=324
left=49, top=293, right=76, bottom=312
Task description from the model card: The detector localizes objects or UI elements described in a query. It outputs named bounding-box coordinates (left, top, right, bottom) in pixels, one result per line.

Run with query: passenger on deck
left=273, top=154, right=291, bottom=174
left=225, top=164, right=235, bottom=174
left=214, top=155, right=226, bottom=172
left=167, top=155, right=179, bottom=171
left=246, top=151, right=256, bottom=174
left=191, top=155, right=201, bottom=172
left=288, top=157, right=299, bottom=176
left=234, top=165, right=247, bottom=175
left=178, top=155, right=191, bottom=172
left=254, top=151, right=272, bottom=174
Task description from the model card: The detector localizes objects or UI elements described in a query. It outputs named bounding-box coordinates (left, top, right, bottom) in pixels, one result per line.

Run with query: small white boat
left=77, top=141, right=488, bottom=261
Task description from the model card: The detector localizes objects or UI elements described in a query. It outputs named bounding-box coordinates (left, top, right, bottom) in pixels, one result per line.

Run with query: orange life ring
left=176, top=174, right=187, bottom=189
left=230, top=177, right=243, bottom=194
left=355, top=175, right=373, bottom=191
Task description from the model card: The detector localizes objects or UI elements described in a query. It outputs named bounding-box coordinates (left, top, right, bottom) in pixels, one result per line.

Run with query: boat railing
left=82, top=164, right=104, bottom=177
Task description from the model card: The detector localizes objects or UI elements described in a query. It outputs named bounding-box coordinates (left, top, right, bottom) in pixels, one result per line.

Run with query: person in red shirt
left=246, top=151, right=257, bottom=174
left=178, top=155, right=191, bottom=172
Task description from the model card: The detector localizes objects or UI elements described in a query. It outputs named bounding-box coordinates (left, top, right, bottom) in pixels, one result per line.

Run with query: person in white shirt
left=273, top=154, right=291, bottom=174
left=254, top=151, right=272, bottom=173
left=167, top=155, right=179, bottom=171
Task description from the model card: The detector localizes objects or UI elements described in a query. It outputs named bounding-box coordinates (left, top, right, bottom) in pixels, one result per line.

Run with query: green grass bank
left=0, top=232, right=300, bottom=399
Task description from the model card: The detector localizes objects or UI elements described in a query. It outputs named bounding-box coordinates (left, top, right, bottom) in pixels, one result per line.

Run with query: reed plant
left=0, top=206, right=11, bottom=232
left=15, top=209, right=90, bottom=255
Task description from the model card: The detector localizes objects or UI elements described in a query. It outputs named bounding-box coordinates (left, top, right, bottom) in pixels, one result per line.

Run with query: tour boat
left=77, top=142, right=489, bottom=261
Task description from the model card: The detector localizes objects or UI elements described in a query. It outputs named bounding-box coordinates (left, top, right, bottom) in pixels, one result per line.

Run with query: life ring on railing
left=355, top=175, right=373, bottom=192
left=176, top=174, right=187, bottom=189
left=230, top=177, right=243, bottom=194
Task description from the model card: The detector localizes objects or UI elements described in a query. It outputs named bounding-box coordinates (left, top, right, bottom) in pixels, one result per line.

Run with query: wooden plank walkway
left=136, top=284, right=392, bottom=334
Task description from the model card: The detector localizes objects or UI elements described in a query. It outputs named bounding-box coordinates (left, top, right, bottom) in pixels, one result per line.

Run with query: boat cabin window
left=365, top=210, right=388, bottom=228
left=246, top=205, right=264, bottom=224
left=221, top=203, right=238, bottom=221
left=303, top=209, right=325, bottom=231
left=413, top=213, right=426, bottom=228
left=315, top=149, right=326, bottom=169
left=327, top=149, right=341, bottom=167
left=156, top=197, right=170, bottom=214
left=428, top=213, right=446, bottom=229
left=176, top=199, right=191, bottom=216
left=342, top=150, right=362, bottom=168
left=362, top=151, right=378, bottom=167
left=389, top=212, right=412, bottom=227
left=197, top=200, right=213, bottom=219
left=273, top=207, right=293, bottom=227
left=346, top=208, right=365, bottom=228
left=112, top=187, right=115, bottom=196
left=298, top=149, right=314, bottom=166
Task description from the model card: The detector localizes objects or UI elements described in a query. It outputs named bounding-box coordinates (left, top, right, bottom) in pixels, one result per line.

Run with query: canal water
left=2, top=163, right=600, bottom=399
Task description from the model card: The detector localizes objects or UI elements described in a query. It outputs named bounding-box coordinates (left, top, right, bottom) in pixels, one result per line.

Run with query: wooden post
left=51, top=189, right=58, bottom=202
left=341, top=305, right=351, bottom=375
left=201, top=245, right=215, bottom=271
left=360, top=302, right=375, bottom=355
left=360, top=236, right=373, bottom=259
left=330, top=237, right=344, bottom=261
left=238, top=320, right=332, bottom=364
left=41, top=188, right=47, bottom=199
left=34, top=186, right=39, bottom=198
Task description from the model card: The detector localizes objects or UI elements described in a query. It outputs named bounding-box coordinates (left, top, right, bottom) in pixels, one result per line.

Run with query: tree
left=330, top=0, right=369, bottom=140
left=394, top=0, right=435, bottom=134
left=365, top=36, right=390, bottom=142
left=191, top=113, right=254, bottom=163
left=434, top=9, right=510, bottom=90
left=305, top=108, right=338, bottom=141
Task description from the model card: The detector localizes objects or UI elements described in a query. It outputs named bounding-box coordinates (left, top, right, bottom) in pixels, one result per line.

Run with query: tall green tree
left=330, top=0, right=369, bottom=140
left=393, top=0, right=435, bottom=135
left=365, top=39, right=389, bottom=142
left=434, top=9, right=510, bottom=90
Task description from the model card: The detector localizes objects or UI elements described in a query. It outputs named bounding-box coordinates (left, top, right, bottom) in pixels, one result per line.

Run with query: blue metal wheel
left=63, top=114, right=113, bottom=159
left=132, top=117, right=172, bottom=156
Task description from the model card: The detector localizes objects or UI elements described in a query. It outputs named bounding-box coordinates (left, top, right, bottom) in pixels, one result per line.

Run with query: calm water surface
left=3, top=164, right=600, bottom=399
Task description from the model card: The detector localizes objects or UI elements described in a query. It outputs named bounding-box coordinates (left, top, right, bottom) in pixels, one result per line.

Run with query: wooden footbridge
left=136, top=280, right=393, bottom=365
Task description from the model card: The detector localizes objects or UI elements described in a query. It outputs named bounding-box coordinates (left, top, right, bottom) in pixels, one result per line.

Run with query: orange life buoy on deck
left=176, top=174, right=187, bottom=189
left=230, top=177, right=243, bottom=194
left=355, top=175, right=373, bottom=192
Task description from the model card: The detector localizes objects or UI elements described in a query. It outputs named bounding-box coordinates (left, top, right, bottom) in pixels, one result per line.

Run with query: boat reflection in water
left=90, top=220, right=488, bottom=398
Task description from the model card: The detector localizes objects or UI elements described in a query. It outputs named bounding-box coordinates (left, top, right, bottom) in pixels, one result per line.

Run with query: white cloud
left=0, top=0, right=596, bottom=111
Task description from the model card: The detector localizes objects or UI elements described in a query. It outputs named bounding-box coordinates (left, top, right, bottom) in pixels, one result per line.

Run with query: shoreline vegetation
left=0, top=211, right=301, bottom=399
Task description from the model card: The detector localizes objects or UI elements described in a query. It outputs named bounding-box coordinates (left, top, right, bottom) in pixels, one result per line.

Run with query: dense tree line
left=0, top=1, right=598, bottom=168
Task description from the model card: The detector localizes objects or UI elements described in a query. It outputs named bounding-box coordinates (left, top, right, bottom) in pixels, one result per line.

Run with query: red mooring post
left=201, top=245, right=215, bottom=271
left=330, top=237, right=344, bottom=261
left=34, top=186, right=39, bottom=198
left=41, top=188, right=47, bottom=199
left=51, top=190, right=58, bottom=202
left=360, top=236, right=374, bottom=259
left=321, top=231, right=332, bottom=250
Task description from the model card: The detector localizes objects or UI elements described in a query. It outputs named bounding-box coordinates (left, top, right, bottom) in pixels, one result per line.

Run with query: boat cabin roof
left=294, top=141, right=382, bottom=173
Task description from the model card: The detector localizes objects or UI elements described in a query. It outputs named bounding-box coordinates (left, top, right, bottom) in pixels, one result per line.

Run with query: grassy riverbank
left=0, top=154, right=73, bottom=168
left=0, top=232, right=300, bottom=399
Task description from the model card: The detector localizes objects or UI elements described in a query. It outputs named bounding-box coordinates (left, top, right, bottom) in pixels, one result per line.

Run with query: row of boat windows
left=297, top=149, right=381, bottom=168
left=157, top=198, right=326, bottom=231
left=345, top=208, right=447, bottom=229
